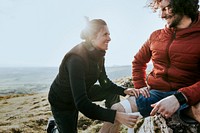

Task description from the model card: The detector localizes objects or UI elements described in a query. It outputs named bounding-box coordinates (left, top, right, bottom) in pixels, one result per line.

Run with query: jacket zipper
left=166, top=29, right=176, bottom=83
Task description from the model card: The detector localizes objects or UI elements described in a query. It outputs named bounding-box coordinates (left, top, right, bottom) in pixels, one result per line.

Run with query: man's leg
left=99, top=90, right=177, bottom=133
left=99, top=96, right=138, bottom=133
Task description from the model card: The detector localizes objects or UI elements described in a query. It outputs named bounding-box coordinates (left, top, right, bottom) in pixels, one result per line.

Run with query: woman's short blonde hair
left=80, top=19, right=107, bottom=41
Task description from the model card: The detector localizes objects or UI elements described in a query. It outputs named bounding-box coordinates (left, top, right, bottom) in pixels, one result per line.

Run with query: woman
left=48, top=18, right=138, bottom=133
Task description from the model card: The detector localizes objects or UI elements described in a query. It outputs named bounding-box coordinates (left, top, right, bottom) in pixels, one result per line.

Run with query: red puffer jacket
left=132, top=13, right=200, bottom=105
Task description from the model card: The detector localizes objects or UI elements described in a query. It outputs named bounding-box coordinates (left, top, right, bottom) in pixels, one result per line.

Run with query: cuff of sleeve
left=174, top=92, right=187, bottom=105
left=123, top=87, right=128, bottom=90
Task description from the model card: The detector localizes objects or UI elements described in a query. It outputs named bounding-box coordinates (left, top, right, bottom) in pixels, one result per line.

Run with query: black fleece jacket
left=48, top=42, right=126, bottom=123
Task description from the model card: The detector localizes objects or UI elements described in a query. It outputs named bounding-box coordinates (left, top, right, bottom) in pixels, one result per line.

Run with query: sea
left=0, top=65, right=139, bottom=95
left=0, top=65, right=153, bottom=95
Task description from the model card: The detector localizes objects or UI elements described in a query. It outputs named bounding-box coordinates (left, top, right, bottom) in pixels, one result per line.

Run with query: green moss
left=134, top=118, right=144, bottom=133
left=153, top=116, right=161, bottom=133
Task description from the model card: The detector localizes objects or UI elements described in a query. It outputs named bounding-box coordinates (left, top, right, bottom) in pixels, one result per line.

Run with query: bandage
left=120, top=99, right=142, bottom=133
left=120, top=99, right=132, bottom=113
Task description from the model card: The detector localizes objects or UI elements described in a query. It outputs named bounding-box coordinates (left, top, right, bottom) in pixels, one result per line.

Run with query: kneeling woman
left=48, top=18, right=138, bottom=133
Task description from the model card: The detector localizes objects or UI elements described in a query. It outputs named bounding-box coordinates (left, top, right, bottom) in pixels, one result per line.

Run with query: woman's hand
left=138, top=86, right=150, bottom=98
left=124, top=88, right=140, bottom=98
left=115, top=112, right=139, bottom=128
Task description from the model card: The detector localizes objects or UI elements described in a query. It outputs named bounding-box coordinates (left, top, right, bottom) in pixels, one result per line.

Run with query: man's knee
left=111, top=97, right=138, bottom=113
left=127, top=96, right=138, bottom=112
left=111, top=102, right=125, bottom=112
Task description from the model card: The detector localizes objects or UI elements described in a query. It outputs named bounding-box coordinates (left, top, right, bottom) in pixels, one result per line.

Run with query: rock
left=131, top=115, right=172, bottom=133
left=166, top=113, right=200, bottom=133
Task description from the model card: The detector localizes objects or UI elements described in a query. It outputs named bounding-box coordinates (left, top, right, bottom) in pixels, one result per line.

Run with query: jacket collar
left=82, top=41, right=106, bottom=61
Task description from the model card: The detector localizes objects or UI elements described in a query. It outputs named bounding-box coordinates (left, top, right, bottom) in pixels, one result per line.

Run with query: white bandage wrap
left=120, top=99, right=132, bottom=113
left=120, top=99, right=142, bottom=133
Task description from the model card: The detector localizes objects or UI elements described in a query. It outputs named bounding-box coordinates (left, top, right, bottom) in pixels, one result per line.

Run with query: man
left=100, top=0, right=200, bottom=132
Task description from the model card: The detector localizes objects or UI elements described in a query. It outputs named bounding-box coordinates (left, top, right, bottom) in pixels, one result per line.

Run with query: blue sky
left=0, top=0, right=165, bottom=67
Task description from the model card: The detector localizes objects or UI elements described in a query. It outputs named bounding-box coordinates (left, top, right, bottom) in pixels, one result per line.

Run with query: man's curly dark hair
left=147, top=0, right=199, bottom=21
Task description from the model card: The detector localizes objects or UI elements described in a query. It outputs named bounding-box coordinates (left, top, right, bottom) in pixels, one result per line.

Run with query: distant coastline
left=0, top=64, right=153, bottom=95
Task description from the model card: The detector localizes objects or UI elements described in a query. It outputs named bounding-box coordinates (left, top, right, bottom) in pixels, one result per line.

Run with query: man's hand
left=150, top=95, right=180, bottom=118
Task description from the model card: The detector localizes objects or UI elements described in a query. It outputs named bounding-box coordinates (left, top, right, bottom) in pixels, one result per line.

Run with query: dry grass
left=0, top=92, right=128, bottom=133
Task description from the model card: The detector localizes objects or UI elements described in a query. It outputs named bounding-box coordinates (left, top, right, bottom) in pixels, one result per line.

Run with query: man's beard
left=168, top=14, right=184, bottom=28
